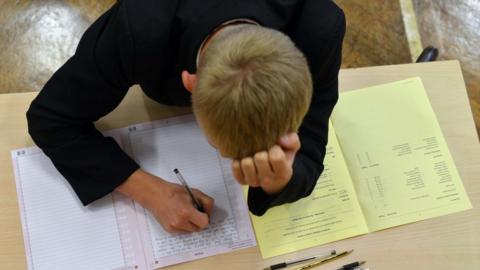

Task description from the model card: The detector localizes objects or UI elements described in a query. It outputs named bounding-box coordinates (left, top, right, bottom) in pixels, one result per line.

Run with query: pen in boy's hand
left=173, top=168, right=205, bottom=213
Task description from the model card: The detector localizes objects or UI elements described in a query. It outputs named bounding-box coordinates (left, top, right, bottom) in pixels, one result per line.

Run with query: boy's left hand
left=232, top=133, right=300, bottom=195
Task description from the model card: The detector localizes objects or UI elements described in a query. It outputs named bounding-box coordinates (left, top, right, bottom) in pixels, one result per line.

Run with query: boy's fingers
left=279, top=133, right=300, bottom=165
left=241, top=157, right=260, bottom=187
left=165, top=226, right=190, bottom=234
left=174, top=190, right=210, bottom=231
left=192, top=189, right=215, bottom=217
left=169, top=206, right=204, bottom=232
left=269, top=146, right=290, bottom=179
left=278, top=133, right=301, bottom=152
left=254, top=151, right=274, bottom=182
left=187, top=207, right=209, bottom=229
left=178, top=221, right=201, bottom=233
left=232, top=160, right=247, bottom=185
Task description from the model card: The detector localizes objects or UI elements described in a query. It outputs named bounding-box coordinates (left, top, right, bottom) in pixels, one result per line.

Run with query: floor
left=413, top=0, right=480, bottom=137
left=0, top=0, right=478, bottom=136
left=0, top=0, right=115, bottom=93
left=336, top=0, right=412, bottom=68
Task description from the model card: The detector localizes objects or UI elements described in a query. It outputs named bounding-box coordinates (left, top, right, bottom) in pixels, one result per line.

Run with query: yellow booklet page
left=331, top=77, right=472, bottom=231
left=248, top=77, right=472, bottom=258
left=248, top=123, right=368, bottom=258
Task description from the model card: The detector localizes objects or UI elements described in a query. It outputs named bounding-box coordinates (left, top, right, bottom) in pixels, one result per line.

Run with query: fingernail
left=280, top=135, right=290, bottom=145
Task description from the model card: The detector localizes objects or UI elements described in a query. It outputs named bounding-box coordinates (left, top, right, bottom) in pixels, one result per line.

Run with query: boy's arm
left=247, top=79, right=339, bottom=216
left=246, top=3, right=346, bottom=216
left=27, top=3, right=213, bottom=233
left=26, top=3, right=140, bottom=205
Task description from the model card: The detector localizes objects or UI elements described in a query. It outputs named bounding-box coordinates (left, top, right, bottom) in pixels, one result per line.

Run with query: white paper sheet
left=12, top=148, right=127, bottom=270
left=125, top=115, right=256, bottom=269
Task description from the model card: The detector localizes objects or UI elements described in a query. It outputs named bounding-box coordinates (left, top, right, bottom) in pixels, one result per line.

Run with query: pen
left=263, top=250, right=336, bottom=270
left=173, top=168, right=205, bottom=213
left=336, top=261, right=366, bottom=270
left=294, top=250, right=354, bottom=270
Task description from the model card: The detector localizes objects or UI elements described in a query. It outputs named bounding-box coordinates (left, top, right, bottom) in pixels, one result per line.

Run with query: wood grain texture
left=335, top=0, right=412, bottom=68
left=0, top=61, right=478, bottom=269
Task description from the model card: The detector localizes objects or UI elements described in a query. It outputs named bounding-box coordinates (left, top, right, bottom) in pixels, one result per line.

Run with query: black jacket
left=26, top=0, right=345, bottom=216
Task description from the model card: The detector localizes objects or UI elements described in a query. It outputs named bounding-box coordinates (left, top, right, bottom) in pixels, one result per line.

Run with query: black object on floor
left=416, top=46, right=439, bottom=62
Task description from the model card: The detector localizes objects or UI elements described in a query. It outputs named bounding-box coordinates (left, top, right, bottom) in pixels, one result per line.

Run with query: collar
left=177, top=2, right=284, bottom=74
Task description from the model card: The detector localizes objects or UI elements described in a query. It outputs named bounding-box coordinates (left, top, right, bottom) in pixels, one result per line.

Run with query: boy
left=27, top=0, right=345, bottom=234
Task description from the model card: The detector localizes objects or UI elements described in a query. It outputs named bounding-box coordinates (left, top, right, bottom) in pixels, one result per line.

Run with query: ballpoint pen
left=294, top=250, right=354, bottom=270
left=173, top=168, right=205, bottom=212
left=262, top=250, right=336, bottom=270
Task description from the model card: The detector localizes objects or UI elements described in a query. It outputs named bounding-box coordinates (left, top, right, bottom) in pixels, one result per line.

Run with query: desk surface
left=0, top=60, right=479, bottom=269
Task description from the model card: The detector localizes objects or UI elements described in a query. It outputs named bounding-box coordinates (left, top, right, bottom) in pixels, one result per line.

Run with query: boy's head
left=187, top=25, right=312, bottom=159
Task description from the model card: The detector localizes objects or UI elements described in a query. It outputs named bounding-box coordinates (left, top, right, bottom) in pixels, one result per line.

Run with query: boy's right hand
left=116, top=169, right=214, bottom=233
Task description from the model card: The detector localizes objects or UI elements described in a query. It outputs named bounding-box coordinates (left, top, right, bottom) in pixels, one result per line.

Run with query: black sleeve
left=248, top=3, right=346, bottom=216
left=26, top=2, right=140, bottom=205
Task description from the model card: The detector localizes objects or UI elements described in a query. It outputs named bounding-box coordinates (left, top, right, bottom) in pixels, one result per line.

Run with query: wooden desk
left=1, top=60, right=479, bottom=269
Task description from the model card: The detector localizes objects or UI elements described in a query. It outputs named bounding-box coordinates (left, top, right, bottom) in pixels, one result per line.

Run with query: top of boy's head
left=193, top=25, right=313, bottom=159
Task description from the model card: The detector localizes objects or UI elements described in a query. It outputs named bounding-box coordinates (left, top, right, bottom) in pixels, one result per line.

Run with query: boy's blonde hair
left=193, top=25, right=313, bottom=159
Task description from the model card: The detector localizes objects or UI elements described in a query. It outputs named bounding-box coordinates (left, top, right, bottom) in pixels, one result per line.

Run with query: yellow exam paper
left=248, top=123, right=368, bottom=258
left=331, top=77, right=472, bottom=232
